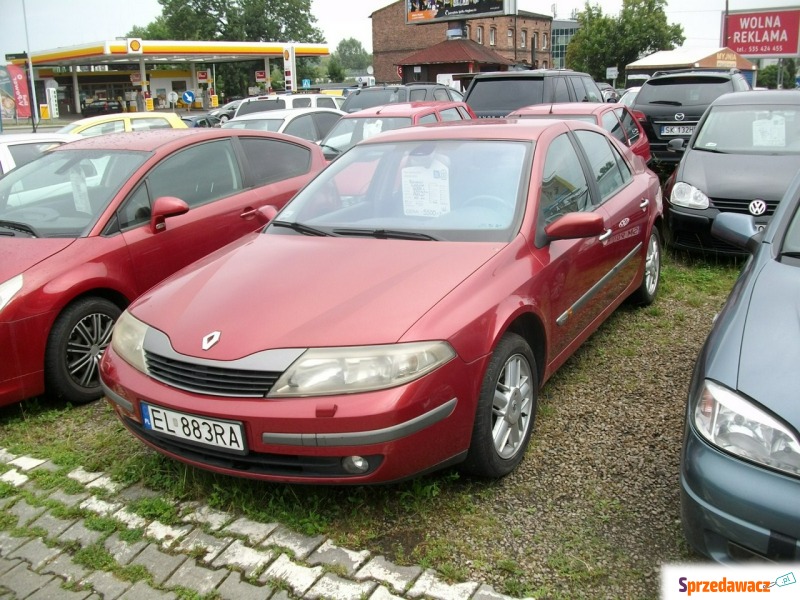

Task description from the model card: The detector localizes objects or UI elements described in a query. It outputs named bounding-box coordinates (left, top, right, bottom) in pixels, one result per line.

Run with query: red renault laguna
left=0, top=129, right=326, bottom=407
left=100, top=119, right=663, bottom=484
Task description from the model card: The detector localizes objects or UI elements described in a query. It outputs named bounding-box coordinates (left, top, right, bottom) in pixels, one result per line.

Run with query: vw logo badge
left=202, top=331, right=221, bottom=350
left=675, top=113, right=685, bottom=121
left=749, top=199, right=767, bottom=216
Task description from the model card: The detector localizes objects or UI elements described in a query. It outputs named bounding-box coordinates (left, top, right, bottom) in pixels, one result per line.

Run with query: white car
left=0, top=133, right=82, bottom=175
left=222, top=107, right=345, bottom=143
left=233, top=93, right=344, bottom=118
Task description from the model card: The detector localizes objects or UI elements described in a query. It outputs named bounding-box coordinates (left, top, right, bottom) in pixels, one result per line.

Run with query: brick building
left=370, top=1, right=553, bottom=84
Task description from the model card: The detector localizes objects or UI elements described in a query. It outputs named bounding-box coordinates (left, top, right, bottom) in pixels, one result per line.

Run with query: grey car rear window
left=467, top=79, right=545, bottom=113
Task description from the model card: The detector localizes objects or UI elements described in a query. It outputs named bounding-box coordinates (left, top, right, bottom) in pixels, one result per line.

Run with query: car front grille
left=145, top=351, right=281, bottom=398
left=711, top=197, right=780, bottom=217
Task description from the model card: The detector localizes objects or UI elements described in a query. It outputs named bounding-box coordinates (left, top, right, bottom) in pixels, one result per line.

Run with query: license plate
left=661, top=125, right=694, bottom=136
left=141, top=402, right=246, bottom=454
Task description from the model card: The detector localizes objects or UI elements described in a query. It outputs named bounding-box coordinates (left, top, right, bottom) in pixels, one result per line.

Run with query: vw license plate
left=661, top=125, right=694, bottom=136
left=141, top=402, right=246, bottom=454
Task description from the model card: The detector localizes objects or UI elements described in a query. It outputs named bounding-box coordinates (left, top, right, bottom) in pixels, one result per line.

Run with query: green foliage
left=327, top=55, right=346, bottom=83
left=757, top=59, right=797, bottom=89
left=566, top=0, right=684, bottom=81
left=334, top=38, right=372, bottom=72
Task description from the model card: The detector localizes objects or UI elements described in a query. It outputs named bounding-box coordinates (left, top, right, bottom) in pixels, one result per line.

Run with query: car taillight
left=631, top=109, right=646, bottom=122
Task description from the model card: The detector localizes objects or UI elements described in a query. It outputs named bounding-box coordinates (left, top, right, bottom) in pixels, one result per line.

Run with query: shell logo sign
left=127, top=38, right=143, bottom=54
left=283, top=47, right=296, bottom=92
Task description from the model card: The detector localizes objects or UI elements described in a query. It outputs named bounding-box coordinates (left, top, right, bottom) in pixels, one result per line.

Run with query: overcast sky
left=1, top=0, right=797, bottom=63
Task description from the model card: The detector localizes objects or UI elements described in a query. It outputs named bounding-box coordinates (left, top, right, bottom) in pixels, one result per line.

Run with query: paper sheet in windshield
left=402, top=160, right=450, bottom=217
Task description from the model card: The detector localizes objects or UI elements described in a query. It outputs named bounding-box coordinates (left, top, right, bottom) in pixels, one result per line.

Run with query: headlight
left=269, top=341, right=456, bottom=397
left=670, top=181, right=710, bottom=209
left=0, top=274, right=23, bottom=312
left=111, top=311, right=149, bottom=373
left=693, top=380, right=800, bottom=477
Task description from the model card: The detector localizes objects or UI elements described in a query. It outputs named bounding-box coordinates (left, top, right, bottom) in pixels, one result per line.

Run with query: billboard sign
left=406, top=0, right=515, bottom=25
left=725, top=9, right=800, bottom=58
left=0, top=64, right=32, bottom=119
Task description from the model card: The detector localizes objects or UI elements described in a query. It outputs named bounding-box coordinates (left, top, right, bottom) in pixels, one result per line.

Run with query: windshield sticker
left=753, top=115, right=786, bottom=147
left=402, top=160, right=451, bottom=217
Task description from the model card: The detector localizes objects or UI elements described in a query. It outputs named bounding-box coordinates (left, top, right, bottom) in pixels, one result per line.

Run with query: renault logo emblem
left=202, top=331, right=221, bottom=350
left=749, top=199, right=767, bottom=216
left=675, top=113, right=685, bottom=121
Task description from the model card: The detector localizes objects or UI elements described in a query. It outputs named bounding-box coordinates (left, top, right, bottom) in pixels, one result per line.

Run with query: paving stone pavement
left=0, top=449, right=530, bottom=600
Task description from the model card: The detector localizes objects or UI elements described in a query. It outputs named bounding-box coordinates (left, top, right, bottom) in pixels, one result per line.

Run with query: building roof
left=626, top=47, right=756, bottom=71
left=396, top=38, right=514, bottom=67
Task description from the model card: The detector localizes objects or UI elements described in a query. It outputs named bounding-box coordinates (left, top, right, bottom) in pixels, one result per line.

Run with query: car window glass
left=433, top=88, right=450, bottom=101
left=313, top=112, right=344, bottom=139
left=467, top=78, right=545, bottom=112
left=601, top=111, right=627, bottom=144
left=449, top=88, right=464, bottom=101
left=582, top=79, right=602, bottom=102
left=409, top=89, right=427, bottom=101
left=553, top=77, right=570, bottom=102
left=293, top=97, right=312, bottom=108
left=7, top=142, right=65, bottom=169
left=694, top=106, right=800, bottom=153
left=0, top=149, right=145, bottom=236
left=317, top=97, right=336, bottom=108
left=418, top=113, right=438, bottom=124
left=439, top=108, right=463, bottom=122
left=637, top=78, right=734, bottom=107
left=540, top=133, right=591, bottom=225
left=284, top=114, right=317, bottom=141
left=574, top=130, right=628, bottom=202
left=239, top=137, right=311, bottom=186
left=568, top=77, right=588, bottom=102
left=81, top=120, right=125, bottom=137
left=130, top=118, right=173, bottom=131
left=146, top=139, right=243, bottom=207
left=456, top=106, right=472, bottom=119
left=118, top=183, right=151, bottom=229
left=616, top=108, right=640, bottom=143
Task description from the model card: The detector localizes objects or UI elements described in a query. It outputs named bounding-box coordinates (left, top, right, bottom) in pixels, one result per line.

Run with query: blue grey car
left=680, top=171, right=800, bottom=561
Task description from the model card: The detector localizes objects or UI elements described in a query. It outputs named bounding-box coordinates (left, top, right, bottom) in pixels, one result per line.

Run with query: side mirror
left=711, top=212, right=761, bottom=254
left=150, top=196, right=189, bottom=233
left=545, top=212, right=606, bottom=241
left=667, top=138, right=685, bottom=153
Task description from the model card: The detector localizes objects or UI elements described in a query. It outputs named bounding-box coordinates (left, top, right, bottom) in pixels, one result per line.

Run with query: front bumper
left=665, top=204, right=750, bottom=255
left=680, top=426, right=800, bottom=562
left=100, top=345, right=482, bottom=484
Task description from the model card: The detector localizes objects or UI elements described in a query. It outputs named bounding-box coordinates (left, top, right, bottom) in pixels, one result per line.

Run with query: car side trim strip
left=102, top=380, right=134, bottom=413
left=262, top=397, right=457, bottom=447
left=557, top=242, right=643, bottom=327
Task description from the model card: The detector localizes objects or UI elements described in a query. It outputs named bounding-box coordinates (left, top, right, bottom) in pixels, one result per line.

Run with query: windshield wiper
left=332, top=227, right=439, bottom=241
left=0, top=220, right=40, bottom=238
left=319, top=143, right=342, bottom=155
left=649, top=100, right=683, bottom=106
left=695, top=146, right=726, bottom=154
left=270, top=220, right=333, bottom=237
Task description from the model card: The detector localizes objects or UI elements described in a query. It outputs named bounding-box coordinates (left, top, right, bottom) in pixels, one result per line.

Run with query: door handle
left=599, top=229, right=612, bottom=241
left=240, top=208, right=257, bottom=219
left=639, top=198, right=649, bottom=210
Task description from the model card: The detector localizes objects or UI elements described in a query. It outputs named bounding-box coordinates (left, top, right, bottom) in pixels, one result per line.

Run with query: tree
left=566, top=0, right=684, bottom=82
left=327, top=55, right=346, bottom=83
left=334, top=38, right=372, bottom=72
left=757, top=59, right=797, bottom=89
left=127, top=16, right=172, bottom=40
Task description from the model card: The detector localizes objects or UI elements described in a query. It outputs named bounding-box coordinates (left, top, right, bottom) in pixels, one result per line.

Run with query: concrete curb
left=0, top=449, right=533, bottom=600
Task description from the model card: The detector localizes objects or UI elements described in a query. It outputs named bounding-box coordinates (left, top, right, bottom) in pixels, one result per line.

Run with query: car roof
left=47, top=128, right=307, bottom=153
left=355, top=118, right=570, bottom=145
left=510, top=102, right=610, bottom=116
left=0, top=133, right=82, bottom=144
left=68, top=111, right=182, bottom=126
left=232, top=107, right=345, bottom=120
left=710, top=89, right=800, bottom=106
left=470, top=69, right=584, bottom=79
left=344, top=101, right=466, bottom=118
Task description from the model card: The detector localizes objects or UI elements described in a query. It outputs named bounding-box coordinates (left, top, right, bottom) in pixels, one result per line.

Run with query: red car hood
left=0, top=238, right=75, bottom=281
left=132, top=234, right=504, bottom=359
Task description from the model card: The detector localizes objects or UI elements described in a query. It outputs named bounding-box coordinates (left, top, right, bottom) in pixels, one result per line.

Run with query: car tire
left=461, top=333, right=538, bottom=478
left=45, top=297, right=121, bottom=405
left=630, top=228, right=662, bottom=306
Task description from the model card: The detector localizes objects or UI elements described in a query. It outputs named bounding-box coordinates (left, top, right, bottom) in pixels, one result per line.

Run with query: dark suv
left=340, top=83, right=464, bottom=113
left=462, top=69, right=604, bottom=118
left=630, top=69, right=751, bottom=166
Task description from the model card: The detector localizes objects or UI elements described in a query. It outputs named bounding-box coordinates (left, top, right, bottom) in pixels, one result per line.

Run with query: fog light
left=342, top=455, right=370, bottom=474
